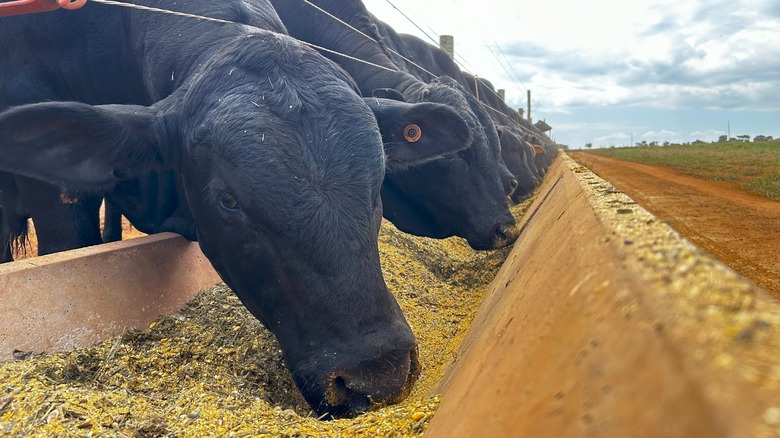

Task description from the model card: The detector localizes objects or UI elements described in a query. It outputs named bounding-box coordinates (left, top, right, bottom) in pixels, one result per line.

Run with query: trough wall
left=0, top=233, right=220, bottom=359
left=426, top=154, right=779, bottom=437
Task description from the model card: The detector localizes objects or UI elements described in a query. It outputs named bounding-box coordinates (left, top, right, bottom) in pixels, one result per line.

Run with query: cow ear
left=0, top=101, right=168, bottom=191
left=372, top=88, right=406, bottom=102
left=365, top=97, right=472, bottom=172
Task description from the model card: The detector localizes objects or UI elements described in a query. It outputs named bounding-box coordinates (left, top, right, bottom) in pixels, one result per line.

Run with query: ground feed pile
left=0, top=199, right=534, bottom=437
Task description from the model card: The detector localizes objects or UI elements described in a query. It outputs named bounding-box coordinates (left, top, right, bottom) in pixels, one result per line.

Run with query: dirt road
left=569, top=152, right=779, bottom=299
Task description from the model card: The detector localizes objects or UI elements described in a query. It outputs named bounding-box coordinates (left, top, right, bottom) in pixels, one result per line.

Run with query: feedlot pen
left=1, top=154, right=778, bottom=437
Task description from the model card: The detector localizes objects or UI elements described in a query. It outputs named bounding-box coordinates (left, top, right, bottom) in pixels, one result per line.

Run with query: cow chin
left=292, top=339, right=421, bottom=419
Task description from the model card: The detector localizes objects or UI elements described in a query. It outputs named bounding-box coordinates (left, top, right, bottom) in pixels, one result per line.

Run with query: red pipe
left=0, top=0, right=86, bottom=17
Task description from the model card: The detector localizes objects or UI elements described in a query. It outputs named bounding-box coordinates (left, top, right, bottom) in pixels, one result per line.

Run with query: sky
left=361, top=0, right=780, bottom=148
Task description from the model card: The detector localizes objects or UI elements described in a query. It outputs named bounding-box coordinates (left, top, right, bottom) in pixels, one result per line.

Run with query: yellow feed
left=0, top=200, right=533, bottom=437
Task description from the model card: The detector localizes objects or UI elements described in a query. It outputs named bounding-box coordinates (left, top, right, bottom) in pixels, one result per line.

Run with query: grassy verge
left=581, top=140, right=780, bottom=201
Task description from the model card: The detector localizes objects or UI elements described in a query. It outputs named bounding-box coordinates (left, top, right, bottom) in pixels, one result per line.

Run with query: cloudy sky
left=361, top=0, right=780, bottom=148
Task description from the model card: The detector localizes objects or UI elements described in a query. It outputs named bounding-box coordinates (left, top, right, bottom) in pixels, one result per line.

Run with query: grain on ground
left=0, top=198, right=535, bottom=437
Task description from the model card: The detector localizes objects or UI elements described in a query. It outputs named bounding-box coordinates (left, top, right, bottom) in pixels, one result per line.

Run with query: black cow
left=393, top=33, right=467, bottom=87
left=496, top=127, right=539, bottom=202
left=387, top=32, right=521, bottom=201
left=269, top=0, right=520, bottom=250
left=462, top=74, right=555, bottom=160
left=460, top=73, right=557, bottom=197
left=0, top=0, right=468, bottom=418
left=393, top=33, right=541, bottom=201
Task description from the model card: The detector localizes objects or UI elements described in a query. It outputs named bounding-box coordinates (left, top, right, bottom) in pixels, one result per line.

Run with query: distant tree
left=693, top=139, right=706, bottom=144
left=649, top=141, right=659, bottom=146
left=754, top=135, right=768, bottom=142
left=585, top=142, right=592, bottom=149
left=718, top=135, right=728, bottom=143
left=663, top=141, right=670, bottom=146
left=737, top=135, right=750, bottom=142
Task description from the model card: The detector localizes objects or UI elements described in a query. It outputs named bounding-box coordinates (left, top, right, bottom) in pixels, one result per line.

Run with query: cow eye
left=219, top=192, right=240, bottom=211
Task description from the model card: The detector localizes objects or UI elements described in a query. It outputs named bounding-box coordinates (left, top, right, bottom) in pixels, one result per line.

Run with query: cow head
left=497, top=126, right=539, bottom=203
left=0, top=32, right=473, bottom=418
left=522, top=134, right=549, bottom=177
left=373, top=76, right=519, bottom=250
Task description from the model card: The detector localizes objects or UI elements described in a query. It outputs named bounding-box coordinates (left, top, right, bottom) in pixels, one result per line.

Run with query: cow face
left=175, top=36, right=422, bottom=417
left=498, top=158, right=520, bottom=199
left=497, top=126, right=539, bottom=203
left=376, top=76, right=519, bottom=250
left=0, top=33, right=483, bottom=418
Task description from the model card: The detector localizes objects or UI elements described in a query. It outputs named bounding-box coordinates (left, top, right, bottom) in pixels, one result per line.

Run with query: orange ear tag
left=403, top=124, right=421, bottom=143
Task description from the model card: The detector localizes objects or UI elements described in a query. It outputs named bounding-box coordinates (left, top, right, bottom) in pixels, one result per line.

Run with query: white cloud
left=640, top=130, right=677, bottom=139
left=593, top=132, right=632, bottom=145
left=688, top=130, right=727, bottom=141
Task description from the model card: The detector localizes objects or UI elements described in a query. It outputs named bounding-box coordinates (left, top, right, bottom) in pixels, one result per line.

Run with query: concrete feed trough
left=1, top=154, right=778, bottom=437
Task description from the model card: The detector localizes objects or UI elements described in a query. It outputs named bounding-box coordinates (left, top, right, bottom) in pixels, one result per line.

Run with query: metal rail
left=0, top=0, right=84, bottom=17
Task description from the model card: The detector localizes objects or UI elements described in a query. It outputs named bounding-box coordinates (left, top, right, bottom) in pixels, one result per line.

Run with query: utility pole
left=527, top=89, right=531, bottom=122
left=728, top=121, right=730, bottom=139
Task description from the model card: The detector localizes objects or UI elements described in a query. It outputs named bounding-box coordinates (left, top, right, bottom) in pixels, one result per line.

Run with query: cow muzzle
left=316, top=341, right=420, bottom=419
left=466, top=220, right=520, bottom=250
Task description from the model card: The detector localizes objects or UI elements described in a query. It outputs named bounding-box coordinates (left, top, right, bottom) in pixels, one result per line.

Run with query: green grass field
left=581, top=140, right=780, bottom=201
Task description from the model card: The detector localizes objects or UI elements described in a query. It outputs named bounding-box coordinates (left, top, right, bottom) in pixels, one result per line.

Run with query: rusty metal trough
left=0, top=233, right=220, bottom=357
left=1, top=154, right=778, bottom=437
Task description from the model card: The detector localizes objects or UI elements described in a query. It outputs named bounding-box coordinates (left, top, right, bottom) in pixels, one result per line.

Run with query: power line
left=89, top=0, right=529, bottom=115
left=484, top=42, right=518, bottom=90
left=379, top=0, right=488, bottom=85
left=303, top=0, right=439, bottom=79
left=378, top=0, right=487, bottom=84
left=383, top=0, right=439, bottom=46
left=378, top=0, right=532, bottom=112
left=493, top=39, right=528, bottom=92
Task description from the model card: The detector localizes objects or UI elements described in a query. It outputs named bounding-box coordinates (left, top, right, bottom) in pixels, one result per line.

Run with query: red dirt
left=569, top=152, right=779, bottom=300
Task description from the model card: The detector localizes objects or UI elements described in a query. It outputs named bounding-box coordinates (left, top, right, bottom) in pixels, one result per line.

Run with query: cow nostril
left=495, top=225, right=509, bottom=241
left=494, top=223, right=519, bottom=247
left=509, top=178, right=519, bottom=194
left=324, top=374, right=372, bottom=419
left=320, top=341, right=419, bottom=419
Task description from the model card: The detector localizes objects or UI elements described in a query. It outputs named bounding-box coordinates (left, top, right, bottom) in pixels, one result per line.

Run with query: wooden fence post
left=439, top=35, right=454, bottom=59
